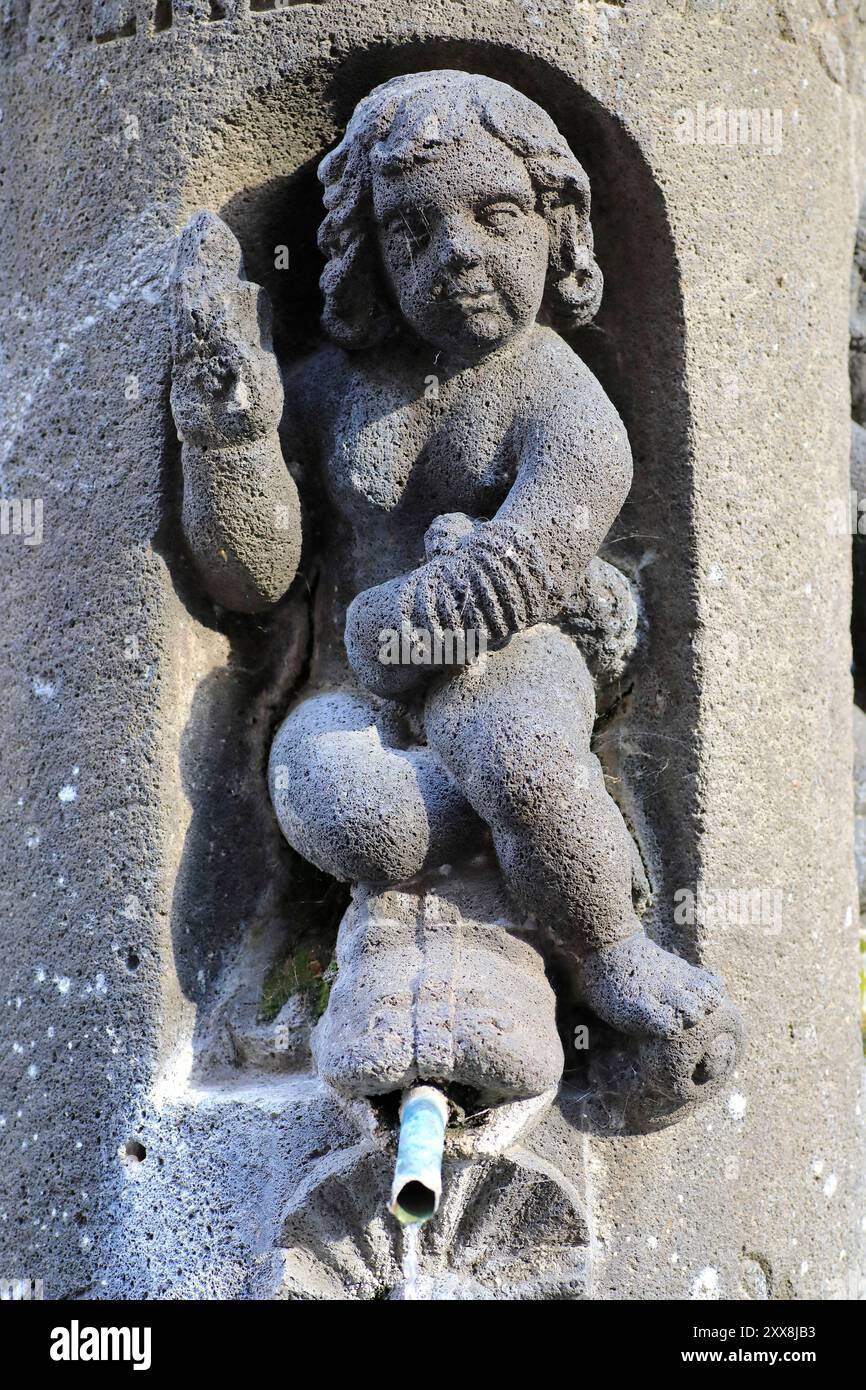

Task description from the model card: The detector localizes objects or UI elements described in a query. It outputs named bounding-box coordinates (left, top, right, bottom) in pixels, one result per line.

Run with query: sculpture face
left=372, top=129, right=550, bottom=360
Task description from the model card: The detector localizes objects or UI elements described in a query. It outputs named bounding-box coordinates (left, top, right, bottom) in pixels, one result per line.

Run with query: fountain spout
left=389, top=1086, right=449, bottom=1225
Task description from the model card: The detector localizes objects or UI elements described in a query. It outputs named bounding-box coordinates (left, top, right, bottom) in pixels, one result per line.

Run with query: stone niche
left=155, top=46, right=715, bottom=1300
left=1, top=0, right=863, bottom=1303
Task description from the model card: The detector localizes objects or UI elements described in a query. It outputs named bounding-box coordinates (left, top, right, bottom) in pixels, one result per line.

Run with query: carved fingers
left=169, top=210, right=284, bottom=450
left=344, top=519, right=556, bottom=698
left=411, top=518, right=555, bottom=644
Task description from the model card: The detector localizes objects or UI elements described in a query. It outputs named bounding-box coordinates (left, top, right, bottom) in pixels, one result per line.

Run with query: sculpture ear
left=319, top=230, right=395, bottom=349
left=169, top=210, right=284, bottom=449
left=544, top=200, right=604, bottom=329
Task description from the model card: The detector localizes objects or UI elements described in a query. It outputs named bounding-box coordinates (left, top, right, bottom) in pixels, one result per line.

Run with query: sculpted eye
left=387, top=208, right=431, bottom=252
left=477, top=201, right=521, bottom=231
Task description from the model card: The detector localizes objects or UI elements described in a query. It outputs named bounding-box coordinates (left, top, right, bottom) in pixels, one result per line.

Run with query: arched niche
left=167, top=40, right=702, bottom=1114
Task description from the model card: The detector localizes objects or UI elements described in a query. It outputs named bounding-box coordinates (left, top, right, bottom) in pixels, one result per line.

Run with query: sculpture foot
left=575, top=932, right=743, bottom=1126
left=579, top=932, right=726, bottom=1039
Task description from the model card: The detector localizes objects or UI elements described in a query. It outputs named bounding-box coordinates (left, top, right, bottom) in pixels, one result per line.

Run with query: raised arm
left=345, top=362, right=632, bottom=696
left=169, top=211, right=302, bottom=613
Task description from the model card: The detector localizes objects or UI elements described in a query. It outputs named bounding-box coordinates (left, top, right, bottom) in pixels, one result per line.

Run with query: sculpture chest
left=323, top=367, right=517, bottom=536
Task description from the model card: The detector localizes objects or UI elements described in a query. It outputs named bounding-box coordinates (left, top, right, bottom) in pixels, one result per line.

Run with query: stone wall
left=1, top=0, right=864, bottom=1300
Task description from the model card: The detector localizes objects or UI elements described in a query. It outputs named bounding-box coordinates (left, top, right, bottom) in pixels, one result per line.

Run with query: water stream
left=401, top=1223, right=420, bottom=1300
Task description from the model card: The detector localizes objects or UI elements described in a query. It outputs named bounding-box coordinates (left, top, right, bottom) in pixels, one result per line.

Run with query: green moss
left=259, top=946, right=337, bottom=1023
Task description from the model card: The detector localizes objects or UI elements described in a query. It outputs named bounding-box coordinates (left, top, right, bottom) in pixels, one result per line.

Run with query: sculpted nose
left=439, top=215, right=483, bottom=269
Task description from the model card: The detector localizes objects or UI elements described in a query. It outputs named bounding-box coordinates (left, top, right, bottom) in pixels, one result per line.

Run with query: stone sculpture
left=169, top=69, right=741, bottom=1124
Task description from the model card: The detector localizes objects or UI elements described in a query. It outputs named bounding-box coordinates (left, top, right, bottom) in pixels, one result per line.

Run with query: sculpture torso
left=286, top=325, right=580, bottom=605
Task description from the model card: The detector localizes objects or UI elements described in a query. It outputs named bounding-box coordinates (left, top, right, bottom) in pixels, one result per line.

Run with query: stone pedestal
left=1, top=0, right=864, bottom=1300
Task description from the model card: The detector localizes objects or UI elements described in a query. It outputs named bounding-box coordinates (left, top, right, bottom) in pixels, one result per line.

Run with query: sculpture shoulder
left=282, top=342, right=353, bottom=425
left=523, top=327, right=627, bottom=436
left=282, top=341, right=412, bottom=439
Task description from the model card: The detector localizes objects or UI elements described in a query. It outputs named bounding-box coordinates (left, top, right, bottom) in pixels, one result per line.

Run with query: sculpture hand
left=169, top=210, right=284, bottom=452
left=411, top=517, right=555, bottom=645
left=168, top=210, right=302, bottom=613
left=345, top=514, right=555, bottom=695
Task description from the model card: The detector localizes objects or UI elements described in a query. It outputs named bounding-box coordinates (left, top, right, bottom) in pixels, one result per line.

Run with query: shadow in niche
left=162, top=40, right=701, bottom=1127
left=153, top=384, right=347, bottom=1076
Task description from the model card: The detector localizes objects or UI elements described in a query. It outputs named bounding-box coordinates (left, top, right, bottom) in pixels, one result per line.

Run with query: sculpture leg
left=424, top=624, right=725, bottom=1040
left=424, top=625, right=636, bottom=945
left=268, top=689, right=479, bottom=884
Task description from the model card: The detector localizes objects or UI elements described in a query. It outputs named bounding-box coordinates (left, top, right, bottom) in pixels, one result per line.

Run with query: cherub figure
left=170, top=71, right=732, bottom=1092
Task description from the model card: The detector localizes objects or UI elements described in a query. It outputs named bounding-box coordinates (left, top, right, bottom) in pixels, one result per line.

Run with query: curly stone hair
left=317, top=70, right=603, bottom=349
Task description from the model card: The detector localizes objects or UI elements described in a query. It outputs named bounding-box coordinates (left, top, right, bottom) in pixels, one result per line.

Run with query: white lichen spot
left=35, top=968, right=45, bottom=984
left=27, top=1063, right=38, bottom=1079
left=812, top=1158, right=825, bottom=1178
left=58, top=785, right=77, bottom=804
left=94, top=972, right=107, bottom=995
left=53, top=976, right=71, bottom=995
left=691, top=1266, right=720, bottom=1300
left=728, top=1091, right=748, bottom=1120
left=647, top=1235, right=659, bottom=1249
left=823, top=1173, right=838, bottom=1198
left=32, top=678, right=56, bottom=700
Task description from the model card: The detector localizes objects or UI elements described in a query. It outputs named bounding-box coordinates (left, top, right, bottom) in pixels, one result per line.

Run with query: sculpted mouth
left=442, top=287, right=497, bottom=308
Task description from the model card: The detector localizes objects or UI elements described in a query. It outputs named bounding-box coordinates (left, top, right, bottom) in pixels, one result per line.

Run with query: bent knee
left=427, top=690, right=598, bottom=825
left=425, top=626, right=595, bottom=763
left=269, top=703, right=474, bottom=883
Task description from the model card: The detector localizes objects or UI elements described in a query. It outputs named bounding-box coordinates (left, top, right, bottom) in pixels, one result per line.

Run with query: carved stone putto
left=169, top=70, right=742, bottom=1176
left=6, top=0, right=865, bottom=1309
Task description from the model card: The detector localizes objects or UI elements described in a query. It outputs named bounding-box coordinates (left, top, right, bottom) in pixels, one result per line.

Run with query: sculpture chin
left=402, top=301, right=532, bottom=361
